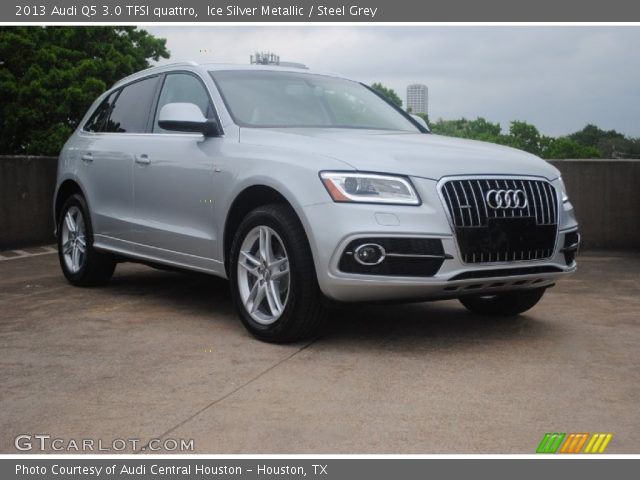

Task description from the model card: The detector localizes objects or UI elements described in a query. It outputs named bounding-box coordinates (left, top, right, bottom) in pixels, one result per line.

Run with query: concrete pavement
left=1, top=250, right=638, bottom=453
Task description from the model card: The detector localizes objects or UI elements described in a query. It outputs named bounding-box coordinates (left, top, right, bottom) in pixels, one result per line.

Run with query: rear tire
left=459, top=288, right=546, bottom=316
left=229, top=204, right=326, bottom=343
left=57, top=194, right=116, bottom=286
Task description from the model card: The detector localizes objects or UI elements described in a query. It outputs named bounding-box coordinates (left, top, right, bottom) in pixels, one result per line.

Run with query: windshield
left=209, top=70, right=419, bottom=132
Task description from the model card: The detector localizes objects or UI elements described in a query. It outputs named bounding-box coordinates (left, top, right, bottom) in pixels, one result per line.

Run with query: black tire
left=229, top=204, right=326, bottom=343
left=459, top=288, right=546, bottom=316
left=57, top=194, right=116, bottom=286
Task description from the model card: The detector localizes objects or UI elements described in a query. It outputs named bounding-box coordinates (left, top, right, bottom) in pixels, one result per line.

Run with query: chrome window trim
left=80, top=70, right=225, bottom=136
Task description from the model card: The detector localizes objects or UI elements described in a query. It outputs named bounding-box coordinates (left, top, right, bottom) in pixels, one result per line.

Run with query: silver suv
left=54, top=62, right=580, bottom=342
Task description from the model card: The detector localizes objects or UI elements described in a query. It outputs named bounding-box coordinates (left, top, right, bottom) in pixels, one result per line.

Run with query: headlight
left=319, top=172, right=421, bottom=205
left=557, top=177, right=570, bottom=203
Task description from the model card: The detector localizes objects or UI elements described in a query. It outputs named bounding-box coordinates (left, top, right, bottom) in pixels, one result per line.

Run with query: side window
left=84, top=91, right=118, bottom=132
left=154, top=73, right=214, bottom=133
left=103, top=76, right=160, bottom=133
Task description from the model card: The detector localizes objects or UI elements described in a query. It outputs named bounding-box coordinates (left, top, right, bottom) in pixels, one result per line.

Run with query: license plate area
left=455, top=217, right=557, bottom=263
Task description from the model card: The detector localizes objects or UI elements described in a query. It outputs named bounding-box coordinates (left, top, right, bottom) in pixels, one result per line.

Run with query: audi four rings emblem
left=486, top=189, right=528, bottom=209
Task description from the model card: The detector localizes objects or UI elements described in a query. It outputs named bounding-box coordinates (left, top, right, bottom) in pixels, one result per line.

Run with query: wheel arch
left=54, top=179, right=88, bottom=235
left=222, top=184, right=314, bottom=276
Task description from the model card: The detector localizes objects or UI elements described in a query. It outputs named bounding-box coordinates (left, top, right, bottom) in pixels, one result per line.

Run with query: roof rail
left=112, top=61, right=199, bottom=87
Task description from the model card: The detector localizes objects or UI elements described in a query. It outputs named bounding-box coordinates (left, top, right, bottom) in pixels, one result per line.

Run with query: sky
left=146, top=26, right=640, bottom=137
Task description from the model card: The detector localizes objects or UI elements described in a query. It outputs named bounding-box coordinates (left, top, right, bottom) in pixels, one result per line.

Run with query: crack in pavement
left=139, top=338, right=317, bottom=452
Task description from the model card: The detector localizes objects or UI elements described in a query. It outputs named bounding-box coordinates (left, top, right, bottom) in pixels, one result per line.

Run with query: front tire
left=229, top=204, right=326, bottom=343
left=459, top=288, right=546, bottom=316
left=57, top=194, right=116, bottom=286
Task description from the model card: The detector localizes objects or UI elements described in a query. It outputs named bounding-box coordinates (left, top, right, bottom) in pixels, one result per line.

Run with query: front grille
left=440, top=178, right=559, bottom=263
left=441, top=178, right=558, bottom=227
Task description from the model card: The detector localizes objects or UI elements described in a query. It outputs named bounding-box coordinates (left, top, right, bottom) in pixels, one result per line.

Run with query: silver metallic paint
left=54, top=63, right=578, bottom=302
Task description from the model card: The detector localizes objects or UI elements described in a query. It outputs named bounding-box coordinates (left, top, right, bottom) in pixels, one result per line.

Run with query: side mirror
left=410, top=114, right=430, bottom=132
left=158, top=103, right=220, bottom=136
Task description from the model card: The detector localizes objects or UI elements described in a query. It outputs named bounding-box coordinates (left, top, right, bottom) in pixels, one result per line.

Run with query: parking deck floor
left=1, top=249, right=638, bottom=453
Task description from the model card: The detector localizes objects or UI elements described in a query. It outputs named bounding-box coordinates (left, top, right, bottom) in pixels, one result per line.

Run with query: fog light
left=354, top=243, right=386, bottom=265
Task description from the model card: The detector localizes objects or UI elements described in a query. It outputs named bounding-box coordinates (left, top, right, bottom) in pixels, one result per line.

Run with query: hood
left=239, top=128, right=560, bottom=180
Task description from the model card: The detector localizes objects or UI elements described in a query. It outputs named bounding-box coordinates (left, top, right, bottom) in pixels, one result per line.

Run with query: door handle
left=81, top=153, right=93, bottom=163
left=135, top=154, right=150, bottom=165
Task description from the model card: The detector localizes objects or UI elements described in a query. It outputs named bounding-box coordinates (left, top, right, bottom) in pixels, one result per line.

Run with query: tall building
left=406, top=84, right=428, bottom=115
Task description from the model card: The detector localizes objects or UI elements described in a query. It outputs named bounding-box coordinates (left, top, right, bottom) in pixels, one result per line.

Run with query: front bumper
left=302, top=176, right=579, bottom=303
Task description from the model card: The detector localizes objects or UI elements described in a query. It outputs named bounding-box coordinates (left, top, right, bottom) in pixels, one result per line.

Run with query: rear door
left=76, top=76, right=161, bottom=248
left=76, top=89, right=133, bottom=242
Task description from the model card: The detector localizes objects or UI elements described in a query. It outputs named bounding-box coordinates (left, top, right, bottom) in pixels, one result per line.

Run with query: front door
left=132, top=72, right=223, bottom=273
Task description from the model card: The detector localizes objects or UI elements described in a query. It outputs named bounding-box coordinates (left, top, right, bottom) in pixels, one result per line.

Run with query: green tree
left=541, top=137, right=601, bottom=159
left=430, top=117, right=503, bottom=143
left=0, top=26, right=169, bottom=155
left=429, top=115, right=637, bottom=159
left=568, top=124, right=624, bottom=148
left=370, top=82, right=402, bottom=108
left=506, top=121, right=542, bottom=155
left=568, top=124, right=640, bottom=158
left=598, top=137, right=640, bottom=158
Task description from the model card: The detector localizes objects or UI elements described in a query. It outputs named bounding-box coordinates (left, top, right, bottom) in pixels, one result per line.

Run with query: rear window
left=84, top=91, right=118, bottom=133
left=103, top=76, right=160, bottom=133
left=84, top=76, right=160, bottom=133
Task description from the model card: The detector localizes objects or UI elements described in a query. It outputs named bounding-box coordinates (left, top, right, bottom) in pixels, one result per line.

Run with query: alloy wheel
left=237, top=225, right=291, bottom=325
left=61, top=206, right=87, bottom=274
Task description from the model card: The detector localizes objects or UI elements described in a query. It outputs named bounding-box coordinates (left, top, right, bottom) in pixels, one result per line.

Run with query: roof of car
left=113, top=61, right=346, bottom=88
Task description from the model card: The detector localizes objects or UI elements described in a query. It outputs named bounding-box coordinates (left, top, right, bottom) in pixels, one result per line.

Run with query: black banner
left=4, top=0, right=640, bottom=22
left=3, top=459, right=639, bottom=480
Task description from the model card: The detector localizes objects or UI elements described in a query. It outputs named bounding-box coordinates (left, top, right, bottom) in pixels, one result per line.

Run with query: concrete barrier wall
left=550, top=159, right=640, bottom=250
left=1, top=156, right=639, bottom=250
left=1, top=156, right=57, bottom=249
